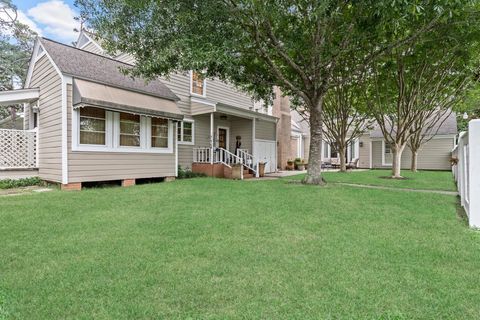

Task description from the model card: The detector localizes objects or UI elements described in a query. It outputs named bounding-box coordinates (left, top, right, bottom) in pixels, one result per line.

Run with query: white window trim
left=216, top=126, right=230, bottom=149
left=190, top=70, right=207, bottom=97
left=72, top=107, right=173, bottom=154
left=178, top=119, right=195, bottom=145
left=382, top=140, right=392, bottom=166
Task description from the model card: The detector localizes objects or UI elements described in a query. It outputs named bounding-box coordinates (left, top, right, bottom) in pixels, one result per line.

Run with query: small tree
left=322, top=64, right=372, bottom=172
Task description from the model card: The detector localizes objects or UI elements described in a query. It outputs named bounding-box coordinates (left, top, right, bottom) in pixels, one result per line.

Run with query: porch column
left=210, top=112, right=214, bottom=164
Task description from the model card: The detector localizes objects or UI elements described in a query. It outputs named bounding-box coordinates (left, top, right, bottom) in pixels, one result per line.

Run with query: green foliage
left=177, top=166, right=207, bottom=179
left=0, top=177, right=42, bottom=189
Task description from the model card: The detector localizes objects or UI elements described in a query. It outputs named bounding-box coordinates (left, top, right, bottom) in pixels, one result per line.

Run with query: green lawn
left=288, top=169, right=457, bottom=191
left=1, top=177, right=479, bottom=319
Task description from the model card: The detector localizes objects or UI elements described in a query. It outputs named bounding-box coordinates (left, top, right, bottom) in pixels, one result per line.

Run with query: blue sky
left=12, top=0, right=80, bottom=43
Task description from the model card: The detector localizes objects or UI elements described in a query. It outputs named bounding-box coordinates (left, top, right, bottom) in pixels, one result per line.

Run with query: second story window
left=191, top=71, right=206, bottom=96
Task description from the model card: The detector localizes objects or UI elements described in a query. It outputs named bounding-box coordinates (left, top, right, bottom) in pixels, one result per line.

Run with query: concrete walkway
left=334, top=182, right=458, bottom=196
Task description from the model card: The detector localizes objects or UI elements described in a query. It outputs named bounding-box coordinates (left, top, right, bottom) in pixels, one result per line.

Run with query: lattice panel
left=0, top=129, right=37, bottom=169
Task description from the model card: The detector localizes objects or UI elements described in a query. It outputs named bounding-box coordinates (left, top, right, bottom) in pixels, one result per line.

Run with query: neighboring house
left=0, top=33, right=278, bottom=188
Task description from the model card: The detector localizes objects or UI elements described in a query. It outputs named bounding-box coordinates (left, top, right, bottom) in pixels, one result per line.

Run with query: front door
left=218, top=128, right=227, bottom=149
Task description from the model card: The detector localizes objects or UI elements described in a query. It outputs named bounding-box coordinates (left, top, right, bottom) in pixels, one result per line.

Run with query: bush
left=177, top=166, right=207, bottom=179
left=0, top=177, right=42, bottom=189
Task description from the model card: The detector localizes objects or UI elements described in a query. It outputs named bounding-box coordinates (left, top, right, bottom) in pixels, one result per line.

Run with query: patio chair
left=346, top=158, right=359, bottom=170
left=330, top=158, right=340, bottom=168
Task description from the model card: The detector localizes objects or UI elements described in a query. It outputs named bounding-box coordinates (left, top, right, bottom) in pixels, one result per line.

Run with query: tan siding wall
left=358, top=134, right=371, bottom=168
left=255, top=120, right=276, bottom=141
left=230, top=118, right=252, bottom=154
left=81, top=42, right=104, bottom=55
left=371, top=137, right=454, bottom=170
left=115, top=53, right=136, bottom=64
left=29, top=55, right=62, bottom=182
left=161, top=73, right=255, bottom=115
left=67, top=85, right=176, bottom=183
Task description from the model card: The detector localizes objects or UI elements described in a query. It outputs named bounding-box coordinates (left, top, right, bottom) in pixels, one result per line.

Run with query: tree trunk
left=339, top=145, right=347, bottom=172
left=410, top=150, right=418, bottom=172
left=391, top=144, right=405, bottom=179
left=303, top=100, right=325, bottom=185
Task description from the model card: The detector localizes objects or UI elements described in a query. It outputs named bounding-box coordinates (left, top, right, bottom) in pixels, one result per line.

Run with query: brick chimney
left=272, top=87, right=291, bottom=170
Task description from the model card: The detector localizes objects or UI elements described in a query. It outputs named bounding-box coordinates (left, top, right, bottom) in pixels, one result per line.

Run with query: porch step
left=243, top=173, right=254, bottom=179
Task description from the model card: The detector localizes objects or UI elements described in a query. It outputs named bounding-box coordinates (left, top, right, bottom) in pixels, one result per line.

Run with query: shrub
left=177, top=166, right=207, bottom=179
left=0, top=177, right=42, bottom=189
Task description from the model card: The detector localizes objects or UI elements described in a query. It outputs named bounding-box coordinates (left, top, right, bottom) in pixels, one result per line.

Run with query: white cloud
left=17, top=10, right=43, bottom=36
left=0, top=7, right=42, bottom=36
left=27, top=0, right=79, bottom=42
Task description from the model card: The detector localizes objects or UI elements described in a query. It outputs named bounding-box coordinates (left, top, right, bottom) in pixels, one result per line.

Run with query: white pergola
left=0, top=88, right=39, bottom=106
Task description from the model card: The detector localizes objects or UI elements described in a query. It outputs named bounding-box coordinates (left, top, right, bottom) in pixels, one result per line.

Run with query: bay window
left=119, top=113, right=141, bottom=147
left=151, top=117, right=169, bottom=148
left=79, top=107, right=106, bottom=145
left=74, top=107, right=173, bottom=153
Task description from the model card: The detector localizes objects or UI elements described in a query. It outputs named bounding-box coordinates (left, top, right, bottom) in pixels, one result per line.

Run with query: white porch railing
left=193, top=147, right=244, bottom=179
left=0, top=128, right=37, bottom=169
left=452, top=119, right=480, bottom=228
left=237, top=149, right=258, bottom=177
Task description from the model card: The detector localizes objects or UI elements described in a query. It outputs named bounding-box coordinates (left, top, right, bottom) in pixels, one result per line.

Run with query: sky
left=11, top=0, right=80, bottom=44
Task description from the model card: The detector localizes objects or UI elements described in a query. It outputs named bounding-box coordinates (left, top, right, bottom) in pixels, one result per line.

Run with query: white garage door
left=255, top=140, right=276, bottom=173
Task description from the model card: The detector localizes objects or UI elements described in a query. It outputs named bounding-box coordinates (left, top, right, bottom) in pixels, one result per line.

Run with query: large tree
left=77, top=0, right=469, bottom=184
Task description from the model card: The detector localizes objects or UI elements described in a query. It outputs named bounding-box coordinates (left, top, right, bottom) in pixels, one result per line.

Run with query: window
left=330, top=143, right=338, bottom=158
left=74, top=108, right=172, bottom=153
left=178, top=121, right=194, bottom=144
left=79, top=107, right=106, bottom=145
left=385, top=142, right=392, bottom=154
left=151, top=117, right=169, bottom=148
left=323, top=141, right=329, bottom=158
left=119, top=113, right=141, bottom=147
left=191, top=71, right=206, bottom=96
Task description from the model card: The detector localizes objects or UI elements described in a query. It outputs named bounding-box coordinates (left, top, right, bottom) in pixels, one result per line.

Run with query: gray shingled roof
left=370, top=111, right=458, bottom=138
left=40, top=38, right=179, bottom=101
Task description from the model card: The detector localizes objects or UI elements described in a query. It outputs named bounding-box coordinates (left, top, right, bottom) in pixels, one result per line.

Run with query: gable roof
left=369, top=111, right=458, bottom=138
left=39, top=38, right=179, bottom=101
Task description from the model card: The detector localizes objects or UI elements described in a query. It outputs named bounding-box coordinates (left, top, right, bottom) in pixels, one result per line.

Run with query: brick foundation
left=164, top=176, right=176, bottom=182
left=61, top=182, right=82, bottom=191
left=192, top=163, right=225, bottom=178
left=122, top=179, right=136, bottom=187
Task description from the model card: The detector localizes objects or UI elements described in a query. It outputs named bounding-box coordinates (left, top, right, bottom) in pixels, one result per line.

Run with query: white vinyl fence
left=452, top=120, right=480, bottom=228
left=0, top=128, right=37, bottom=169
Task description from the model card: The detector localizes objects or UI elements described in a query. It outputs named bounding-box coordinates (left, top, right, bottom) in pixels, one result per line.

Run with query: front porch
left=190, top=103, right=277, bottom=179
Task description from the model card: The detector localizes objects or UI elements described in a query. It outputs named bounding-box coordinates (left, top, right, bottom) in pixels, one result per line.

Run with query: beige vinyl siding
left=177, top=114, right=210, bottom=169
left=81, top=42, right=104, bottom=55
left=67, top=84, right=176, bottom=183
left=161, top=73, right=255, bottom=115
left=115, top=53, right=136, bottom=64
left=29, top=55, right=63, bottom=182
left=255, top=120, right=276, bottom=141
left=371, top=136, right=454, bottom=170
left=358, top=134, right=371, bottom=168
left=230, top=118, right=252, bottom=153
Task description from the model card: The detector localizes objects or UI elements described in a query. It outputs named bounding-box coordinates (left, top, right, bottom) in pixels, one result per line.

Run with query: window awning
left=73, top=79, right=184, bottom=120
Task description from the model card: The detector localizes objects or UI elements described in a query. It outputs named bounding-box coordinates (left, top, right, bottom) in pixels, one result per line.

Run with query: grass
left=1, top=177, right=479, bottom=319
left=288, top=169, right=456, bottom=191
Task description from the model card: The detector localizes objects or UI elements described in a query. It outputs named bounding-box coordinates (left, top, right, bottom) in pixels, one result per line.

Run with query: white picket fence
left=0, top=128, right=37, bottom=169
left=452, top=120, right=480, bottom=228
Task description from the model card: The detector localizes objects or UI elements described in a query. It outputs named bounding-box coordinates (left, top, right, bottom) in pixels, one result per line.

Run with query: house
left=284, top=111, right=456, bottom=170
left=0, top=34, right=278, bottom=189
